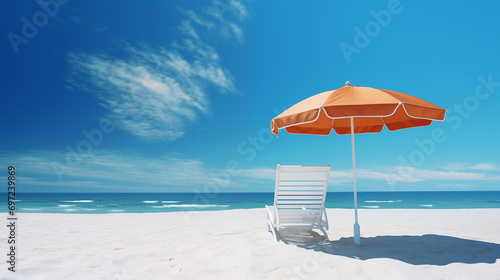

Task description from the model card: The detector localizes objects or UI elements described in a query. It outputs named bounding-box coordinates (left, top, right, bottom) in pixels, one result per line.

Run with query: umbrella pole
left=350, top=117, right=361, bottom=245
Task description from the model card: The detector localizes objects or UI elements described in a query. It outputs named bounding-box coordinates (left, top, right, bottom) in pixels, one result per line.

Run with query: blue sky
left=1, top=0, right=499, bottom=192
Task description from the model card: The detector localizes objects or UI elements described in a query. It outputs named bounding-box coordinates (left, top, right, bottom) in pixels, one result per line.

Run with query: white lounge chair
left=266, top=164, right=330, bottom=241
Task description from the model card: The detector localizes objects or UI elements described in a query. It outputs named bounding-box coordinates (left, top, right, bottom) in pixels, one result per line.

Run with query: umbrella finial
left=345, top=81, right=352, bottom=86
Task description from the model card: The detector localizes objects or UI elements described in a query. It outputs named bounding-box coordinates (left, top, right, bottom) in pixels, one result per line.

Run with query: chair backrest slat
left=273, top=164, right=330, bottom=227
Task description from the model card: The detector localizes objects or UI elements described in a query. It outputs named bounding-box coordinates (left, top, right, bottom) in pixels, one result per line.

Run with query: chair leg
left=319, top=226, right=329, bottom=242
left=267, top=219, right=278, bottom=241
left=266, top=205, right=279, bottom=241
left=322, top=208, right=329, bottom=231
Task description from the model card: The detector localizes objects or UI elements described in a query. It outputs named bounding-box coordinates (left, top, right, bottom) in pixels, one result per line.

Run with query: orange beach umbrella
left=271, top=81, right=446, bottom=244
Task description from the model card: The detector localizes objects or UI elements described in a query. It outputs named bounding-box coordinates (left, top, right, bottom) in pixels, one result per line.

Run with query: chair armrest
left=265, top=205, right=277, bottom=226
left=321, top=208, right=329, bottom=230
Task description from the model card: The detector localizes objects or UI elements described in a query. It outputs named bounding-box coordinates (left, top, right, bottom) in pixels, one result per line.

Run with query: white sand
left=1, top=209, right=500, bottom=280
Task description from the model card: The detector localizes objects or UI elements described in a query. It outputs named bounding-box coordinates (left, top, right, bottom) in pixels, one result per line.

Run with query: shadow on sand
left=277, top=229, right=500, bottom=265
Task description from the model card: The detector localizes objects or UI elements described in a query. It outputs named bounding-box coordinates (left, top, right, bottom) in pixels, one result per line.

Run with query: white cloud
left=184, top=9, right=216, bottom=29
left=67, top=1, right=248, bottom=141
left=205, top=0, right=248, bottom=22
left=178, top=39, right=219, bottom=61
left=442, top=162, right=497, bottom=172
left=232, top=167, right=276, bottom=181
left=178, top=20, right=200, bottom=40
left=407, top=169, right=486, bottom=181
left=67, top=45, right=233, bottom=141
left=67, top=48, right=215, bottom=141
left=203, top=0, right=248, bottom=43
left=229, top=22, right=244, bottom=43
left=442, top=163, right=467, bottom=171
left=229, top=0, right=249, bottom=21
left=231, top=165, right=499, bottom=186
left=367, top=166, right=489, bottom=184
left=1, top=150, right=219, bottom=191
left=469, top=163, right=496, bottom=170
left=3, top=149, right=500, bottom=192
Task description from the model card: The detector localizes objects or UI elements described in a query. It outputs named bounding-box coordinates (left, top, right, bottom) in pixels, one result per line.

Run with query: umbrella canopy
left=271, top=81, right=446, bottom=136
left=270, top=82, right=446, bottom=245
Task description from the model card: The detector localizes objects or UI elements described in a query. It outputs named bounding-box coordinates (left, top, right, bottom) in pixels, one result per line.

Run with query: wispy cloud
left=179, top=20, right=200, bottom=40
left=203, top=0, right=248, bottom=43
left=1, top=150, right=220, bottom=191
left=231, top=165, right=500, bottom=186
left=67, top=0, right=248, bottom=141
left=333, top=167, right=491, bottom=185
left=71, top=16, right=108, bottom=32
left=469, top=163, right=497, bottom=170
left=231, top=167, right=276, bottom=181
left=229, top=22, right=244, bottom=43
left=229, top=0, right=249, bottom=20
left=67, top=49, right=206, bottom=141
left=3, top=149, right=499, bottom=192
left=442, top=162, right=497, bottom=172
left=381, top=168, right=487, bottom=183
left=205, top=0, right=249, bottom=22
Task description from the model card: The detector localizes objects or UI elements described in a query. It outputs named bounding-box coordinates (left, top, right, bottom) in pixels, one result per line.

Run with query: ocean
left=2, top=191, right=500, bottom=214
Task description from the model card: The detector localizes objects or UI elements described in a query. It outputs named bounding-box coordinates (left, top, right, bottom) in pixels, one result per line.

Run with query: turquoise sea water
left=2, top=191, right=500, bottom=214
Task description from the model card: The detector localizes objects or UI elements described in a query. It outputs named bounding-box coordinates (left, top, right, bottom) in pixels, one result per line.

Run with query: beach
left=1, top=209, right=499, bottom=280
